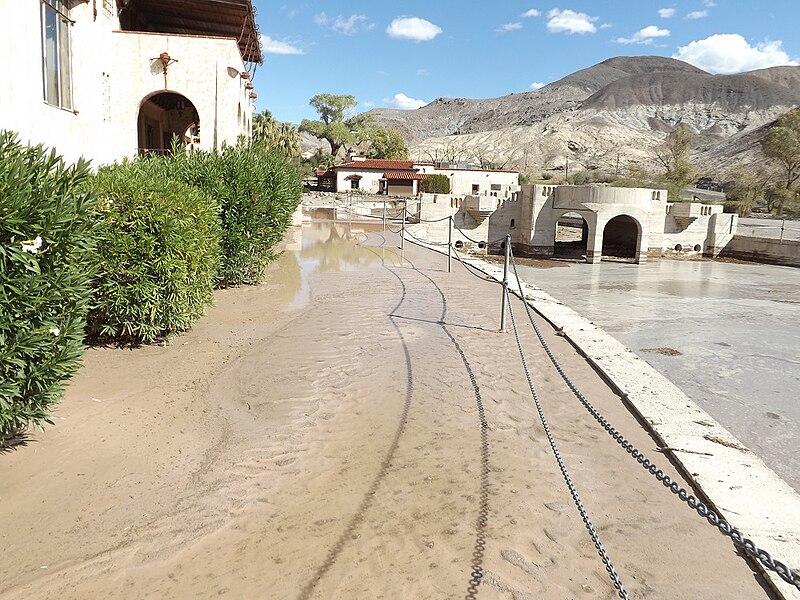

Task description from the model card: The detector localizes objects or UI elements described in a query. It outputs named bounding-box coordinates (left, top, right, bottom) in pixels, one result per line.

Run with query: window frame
left=41, top=0, right=75, bottom=111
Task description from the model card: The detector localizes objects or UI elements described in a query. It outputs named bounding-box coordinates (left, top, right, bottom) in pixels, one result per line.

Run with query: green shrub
left=0, top=132, right=97, bottom=441
left=163, top=143, right=302, bottom=287
left=421, top=173, right=451, bottom=194
left=87, top=161, right=220, bottom=344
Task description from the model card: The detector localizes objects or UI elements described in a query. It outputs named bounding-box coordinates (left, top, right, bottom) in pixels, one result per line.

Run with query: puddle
left=285, top=221, right=400, bottom=308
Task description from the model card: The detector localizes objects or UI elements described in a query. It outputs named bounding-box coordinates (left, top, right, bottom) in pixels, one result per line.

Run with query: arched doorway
left=137, top=92, right=199, bottom=155
left=554, top=211, right=589, bottom=258
left=602, top=215, right=640, bottom=260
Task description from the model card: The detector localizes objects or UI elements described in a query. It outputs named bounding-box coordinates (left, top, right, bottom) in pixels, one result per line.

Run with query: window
left=41, top=0, right=73, bottom=110
left=491, top=184, right=502, bottom=191
left=471, top=184, right=480, bottom=194
left=350, top=179, right=359, bottom=190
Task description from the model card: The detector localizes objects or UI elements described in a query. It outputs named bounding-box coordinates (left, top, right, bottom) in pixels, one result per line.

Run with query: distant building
left=331, top=157, right=520, bottom=197
left=1, top=0, right=262, bottom=166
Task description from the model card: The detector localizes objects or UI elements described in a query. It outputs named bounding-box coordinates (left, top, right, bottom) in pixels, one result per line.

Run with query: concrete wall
left=0, top=2, right=250, bottom=167
left=721, top=236, right=800, bottom=267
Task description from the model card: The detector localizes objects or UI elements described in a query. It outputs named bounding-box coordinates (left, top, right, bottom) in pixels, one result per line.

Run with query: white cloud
left=673, top=34, right=799, bottom=73
left=335, top=15, right=373, bottom=35
left=260, top=35, right=304, bottom=55
left=315, top=13, right=373, bottom=35
left=386, top=93, right=427, bottom=109
left=530, top=82, right=546, bottom=90
left=600, top=23, right=613, bottom=29
left=497, top=22, right=523, bottom=33
left=546, top=8, right=598, bottom=34
left=658, top=8, right=676, bottom=18
left=615, top=25, right=670, bottom=45
left=360, top=101, right=375, bottom=108
left=386, top=17, right=442, bottom=41
left=416, top=68, right=428, bottom=76
left=687, top=10, right=709, bottom=19
left=521, top=9, right=541, bottom=18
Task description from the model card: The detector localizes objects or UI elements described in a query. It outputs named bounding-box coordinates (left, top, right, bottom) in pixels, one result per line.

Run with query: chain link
left=507, top=249, right=800, bottom=592
left=505, top=285, right=630, bottom=599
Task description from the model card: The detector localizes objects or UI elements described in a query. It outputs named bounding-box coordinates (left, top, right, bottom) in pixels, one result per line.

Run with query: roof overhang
left=120, top=0, right=262, bottom=64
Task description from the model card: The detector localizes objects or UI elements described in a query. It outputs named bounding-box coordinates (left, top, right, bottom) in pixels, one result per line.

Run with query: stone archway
left=137, top=92, right=199, bottom=155
left=602, top=215, right=641, bottom=260
left=554, top=211, right=589, bottom=258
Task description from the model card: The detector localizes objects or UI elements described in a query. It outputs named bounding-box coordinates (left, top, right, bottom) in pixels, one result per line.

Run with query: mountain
left=366, top=56, right=800, bottom=177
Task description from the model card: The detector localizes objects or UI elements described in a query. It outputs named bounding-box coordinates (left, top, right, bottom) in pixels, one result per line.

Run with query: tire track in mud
left=365, top=232, right=493, bottom=599
left=298, top=238, right=415, bottom=600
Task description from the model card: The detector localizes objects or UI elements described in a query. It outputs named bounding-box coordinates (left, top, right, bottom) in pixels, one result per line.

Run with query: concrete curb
left=407, top=235, right=800, bottom=599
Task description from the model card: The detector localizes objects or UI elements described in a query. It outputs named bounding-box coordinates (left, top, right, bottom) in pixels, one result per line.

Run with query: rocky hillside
left=367, top=56, right=800, bottom=177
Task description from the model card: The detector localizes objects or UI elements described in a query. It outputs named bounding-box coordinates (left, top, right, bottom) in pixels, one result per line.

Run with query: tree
left=299, top=94, right=362, bottom=159
left=653, top=125, right=699, bottom=201
left=726, top=165, right=777, bottom=216
left=762, top=108, right=800, bottom=191
left=252, top=110, right=300, bottom=159
left=420, top=174, right=451, bottom=194
left=366, top=127, right=409, bottom=160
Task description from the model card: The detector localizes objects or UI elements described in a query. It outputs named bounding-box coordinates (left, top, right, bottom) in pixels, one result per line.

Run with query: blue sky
left=250, top=1, right=800, bottom=123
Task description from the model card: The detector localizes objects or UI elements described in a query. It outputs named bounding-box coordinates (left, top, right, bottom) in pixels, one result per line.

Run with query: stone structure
left=1, top=0, right=261, bottom=167
left=408, top=184, right=738, bottom=263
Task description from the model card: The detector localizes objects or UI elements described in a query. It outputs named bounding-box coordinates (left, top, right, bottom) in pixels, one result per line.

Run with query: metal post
left=447, top=216, right=453, bottom=273
left=383, top=199, right=387, bottom=232
left=780, top=219, right=785, bottom=243
left=500, top=234, right=511, bottom=331
left=401, top=210, right=405, bottom=250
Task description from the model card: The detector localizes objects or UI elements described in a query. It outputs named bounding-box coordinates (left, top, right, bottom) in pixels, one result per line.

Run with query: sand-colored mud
left=0, top=222, right=774, bottom=599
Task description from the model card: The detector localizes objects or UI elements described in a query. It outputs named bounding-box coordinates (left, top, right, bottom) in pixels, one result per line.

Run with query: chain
left=507, top=249, right=800, bottom=592
left=505, top=286, right=630, bottom=599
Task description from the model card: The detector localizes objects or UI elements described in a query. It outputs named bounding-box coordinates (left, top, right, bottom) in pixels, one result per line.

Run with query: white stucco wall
left=0, top=2, right=251, bottom=167
left=416, top=166, right=520, bottom=197
left=334, top=169, right=386, bottom=194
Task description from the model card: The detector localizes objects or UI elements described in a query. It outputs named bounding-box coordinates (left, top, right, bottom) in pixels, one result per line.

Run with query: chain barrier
left=451, top=220, right=508, bottom=246
left=507, top=248, right=800, bottom=592
left=505, top=282, right=630, bottom=599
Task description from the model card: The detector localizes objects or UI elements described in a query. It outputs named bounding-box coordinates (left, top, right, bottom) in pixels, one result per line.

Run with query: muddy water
left=515, top=258, right=800, bottom=492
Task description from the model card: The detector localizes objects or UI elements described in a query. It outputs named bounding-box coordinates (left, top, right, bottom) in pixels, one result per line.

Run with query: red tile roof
left=336, top=160, right=416, bottom=171
left=384, top=172, right=430, bottom=180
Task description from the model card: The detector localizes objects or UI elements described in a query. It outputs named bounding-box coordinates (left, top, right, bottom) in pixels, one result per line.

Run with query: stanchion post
left=781, top=219, right=785, bottom=243
left=500, top=234, right=511, bottom=332
left=383, top=199, right=387, bottom=232
left=447, top=216, right=453, bottom=273
left=401, top=209, right=405, bottom=250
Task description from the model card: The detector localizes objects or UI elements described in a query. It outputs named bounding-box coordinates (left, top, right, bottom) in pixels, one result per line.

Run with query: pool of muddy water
left=515, top=258, right=800, bottom=492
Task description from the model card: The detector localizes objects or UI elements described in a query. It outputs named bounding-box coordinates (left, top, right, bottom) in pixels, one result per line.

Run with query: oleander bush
left=164, top=142, right=302, bottom=287
left=86, top=160, right=221, bottom=344
left=0, top=132, right=97, bottom=442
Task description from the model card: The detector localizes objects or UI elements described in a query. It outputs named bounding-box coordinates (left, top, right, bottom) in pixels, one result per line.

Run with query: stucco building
left=331, top=158, right=520, bottom=197
left=0, top=0, right=262, bottom=167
